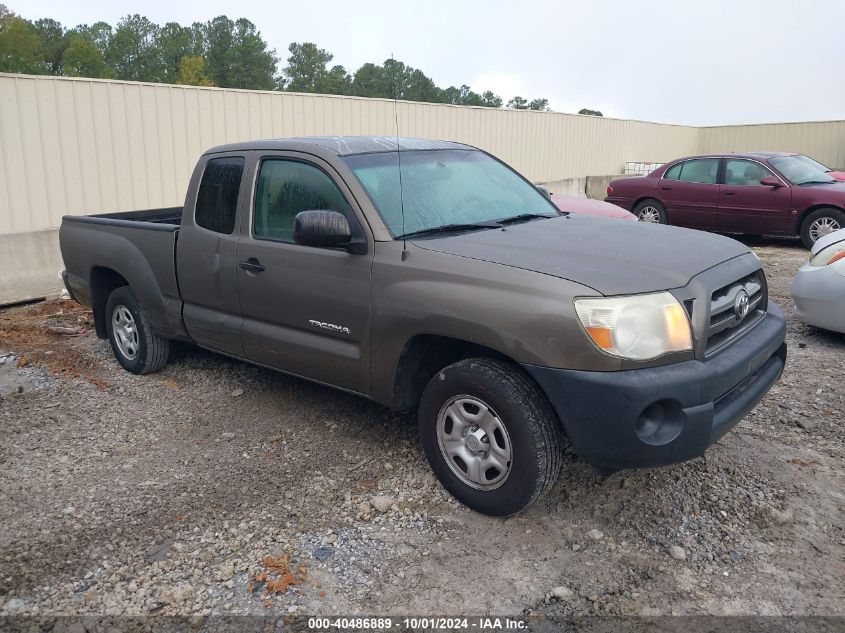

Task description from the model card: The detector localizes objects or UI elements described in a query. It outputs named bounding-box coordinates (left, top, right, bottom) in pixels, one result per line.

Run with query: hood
left=411, top=215, right=750, bottom=295
left=551, top=195, right=636, bottom=221
left=798, top=180, right=845, bottom=193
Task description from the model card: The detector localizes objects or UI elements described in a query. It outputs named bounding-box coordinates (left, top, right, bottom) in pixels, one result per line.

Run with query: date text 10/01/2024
left=307, top=617, right=527, bottom=630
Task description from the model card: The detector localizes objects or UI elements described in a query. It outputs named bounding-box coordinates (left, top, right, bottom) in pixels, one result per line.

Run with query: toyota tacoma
left=60, top=136, right=787, bottom=516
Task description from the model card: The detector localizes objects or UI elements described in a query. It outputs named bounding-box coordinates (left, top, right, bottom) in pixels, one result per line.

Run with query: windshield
left=343, top=149, right=558, bottom=237
left=769, top=155, right=836, bottom=185
left=794, top=154, right=832, bottom=173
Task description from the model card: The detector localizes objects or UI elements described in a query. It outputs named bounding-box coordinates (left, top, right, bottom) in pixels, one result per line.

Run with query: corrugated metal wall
left=0, top=73, right=700, bottom=235
left=698, top=120, right=845, bottom=169
left=2, top=73, right=844, bottom=238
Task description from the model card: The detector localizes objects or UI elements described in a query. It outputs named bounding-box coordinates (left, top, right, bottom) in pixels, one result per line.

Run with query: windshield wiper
left=400, top=221, right=503, bottom=239
left=496, top=212, right=560, bottom=225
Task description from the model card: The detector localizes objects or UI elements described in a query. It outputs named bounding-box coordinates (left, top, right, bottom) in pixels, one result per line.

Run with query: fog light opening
left=635, top=400, right=684, bottom=446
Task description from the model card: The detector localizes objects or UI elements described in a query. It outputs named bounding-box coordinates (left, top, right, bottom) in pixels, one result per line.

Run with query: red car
left=549, top=194, right=637, bottom=221
left=606, top=152, right=845, bottom=248
left=536, top=186, right=636, bottom=221
left=795, top=154, right=845, bottom=181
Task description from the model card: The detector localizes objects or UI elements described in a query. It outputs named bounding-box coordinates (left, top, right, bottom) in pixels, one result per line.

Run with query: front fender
left=368, top=243, right=617, bottom=407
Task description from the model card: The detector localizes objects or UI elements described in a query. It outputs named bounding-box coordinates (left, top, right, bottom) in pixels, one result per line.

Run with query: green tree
left=0, top=14, right=44, bottom=74
left=404, top=68, right=439, bottom=102
left=349, top=57, right=441, bottom=103
left=32, top=18, right=66, bottom=74
left=62, top=30, right=112, bottom=77
left=440, top=85, right=501, bottom=107
left=75, top=21, right=112, bottom=54
left=202, top=16, right=277, bottom=89
left=351, top=62, right=388, bottom=98
left=157, top=22, right=198, bottom=83
left=480, top=90, right=502, bottom=107
left=226, top=18, right=277, bottom=89
left=321, top=64, right=351, bottom=94
left=441, top=84, right=480, bottom=106
left=105, top=14, right=164, bottom=81
left=284, top=41, right=332, bottom=92
left=283, top=42, right=350, bottom=94
left=528, top=98, right=550, bottom=111
left=176, top=54, right=213, bottom=86
left=381, top=58, right=411, bottom=98
left=202, top=15, right=233, bottom=85
left=578, top=108, right=603, bottom=116
left=507, top=95, right=528, bottom=109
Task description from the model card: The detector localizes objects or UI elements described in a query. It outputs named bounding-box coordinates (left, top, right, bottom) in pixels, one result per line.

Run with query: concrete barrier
left=538, top=174, right=622, bottom=200
left=0, top=229, right=64, bottom=305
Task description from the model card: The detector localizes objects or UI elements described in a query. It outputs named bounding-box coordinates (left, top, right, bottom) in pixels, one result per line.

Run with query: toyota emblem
left=734, top=290, right=750, bottom=321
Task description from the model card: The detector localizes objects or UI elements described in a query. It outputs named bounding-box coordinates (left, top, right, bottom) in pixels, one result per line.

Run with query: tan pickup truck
left=60, top=136, right=787, bottom=515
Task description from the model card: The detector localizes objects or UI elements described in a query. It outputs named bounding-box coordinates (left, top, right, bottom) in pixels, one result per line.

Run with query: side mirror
left=293, top=210, right=352, bottom=248
left=760, top=176, right=783, bottom=188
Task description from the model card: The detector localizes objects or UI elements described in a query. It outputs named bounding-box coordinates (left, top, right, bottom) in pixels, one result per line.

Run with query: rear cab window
left=195, top=157, right=245, bottom=234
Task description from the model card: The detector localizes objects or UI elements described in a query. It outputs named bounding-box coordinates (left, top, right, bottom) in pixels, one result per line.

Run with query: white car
left=791, top=228, right=845, bottom=333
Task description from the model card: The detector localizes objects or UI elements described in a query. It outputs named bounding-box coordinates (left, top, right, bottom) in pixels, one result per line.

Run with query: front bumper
left=524, top=303, right=787, bottom=469
left=791, top=262, right=845, bottom=334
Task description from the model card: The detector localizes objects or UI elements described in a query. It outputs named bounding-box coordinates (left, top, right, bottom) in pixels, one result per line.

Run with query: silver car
left=792, top=228, right=845, bottom=333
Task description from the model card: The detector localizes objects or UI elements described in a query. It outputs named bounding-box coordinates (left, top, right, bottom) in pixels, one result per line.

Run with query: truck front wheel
left=105, top=286, right=170, bottom=375
left=418, top=358, right=563, bottom=516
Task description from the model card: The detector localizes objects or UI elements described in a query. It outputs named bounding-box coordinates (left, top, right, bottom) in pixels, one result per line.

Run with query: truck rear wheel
left=418, top=358, right=562, bottom=516
left=105, top=286, right=170, bottom=375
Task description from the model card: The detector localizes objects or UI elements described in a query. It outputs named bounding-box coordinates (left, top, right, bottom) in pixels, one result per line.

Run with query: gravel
left=0, top=238, right=842, bottom=618
left=669, top=545, right=687, bottom=562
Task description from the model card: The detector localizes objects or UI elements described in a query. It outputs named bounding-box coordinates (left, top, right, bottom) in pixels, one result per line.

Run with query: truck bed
left=70, top=206, right=183, bottom=228
left=59, top=206, right=187, bottom=341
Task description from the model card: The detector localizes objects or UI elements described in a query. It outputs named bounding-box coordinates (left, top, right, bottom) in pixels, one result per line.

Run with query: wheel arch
left=794, top=204, right=845, bottom=235
left=632, top=196, right=667, bottom=219
left=90, top=267, right=129, bottom=339
left=392, top=334, right=517, bottom=413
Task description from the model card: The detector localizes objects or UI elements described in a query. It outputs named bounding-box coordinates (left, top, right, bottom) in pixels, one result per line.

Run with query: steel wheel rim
left=810, top=217, right=840, bottom=242
left=112, top=305, right=139, bottom=360
left=436, top=394, right=512, bottom=491
left=638, top=206, right=661, bottom=223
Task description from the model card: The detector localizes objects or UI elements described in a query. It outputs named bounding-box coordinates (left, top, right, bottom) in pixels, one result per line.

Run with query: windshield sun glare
left=343, top=149, right=558, bottom=237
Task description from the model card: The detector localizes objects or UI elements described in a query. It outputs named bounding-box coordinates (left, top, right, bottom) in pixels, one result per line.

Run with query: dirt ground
left=0, top=237, right=843, bottom=620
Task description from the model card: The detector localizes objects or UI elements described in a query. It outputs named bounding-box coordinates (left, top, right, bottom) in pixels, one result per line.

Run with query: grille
left=705, top=271, right=766, bottom=356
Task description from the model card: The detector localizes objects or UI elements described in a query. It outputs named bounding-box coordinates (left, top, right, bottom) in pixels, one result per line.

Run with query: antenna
left=391, top=53, right=409, bottom=261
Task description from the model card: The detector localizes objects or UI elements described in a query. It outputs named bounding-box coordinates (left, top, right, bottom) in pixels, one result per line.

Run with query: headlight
left=810, top=242, right=845, bottom=267
left=574, top=292, right=693, bottom=360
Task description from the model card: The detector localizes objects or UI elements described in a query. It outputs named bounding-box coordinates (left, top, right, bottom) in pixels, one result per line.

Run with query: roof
left=676, top=151, right=799, bottom=161
left=205, top=135, right=475, bottom=156
left=730, top=151, right=798, bottom=158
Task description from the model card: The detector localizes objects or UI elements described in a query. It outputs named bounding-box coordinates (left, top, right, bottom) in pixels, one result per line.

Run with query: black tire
left=633, top=199, right=667, bottom=224
left=105, top=286, right=170, bottom=375
left=418, top=358, right=563, bottom=516
left=800, top=207, right=845, bottom=249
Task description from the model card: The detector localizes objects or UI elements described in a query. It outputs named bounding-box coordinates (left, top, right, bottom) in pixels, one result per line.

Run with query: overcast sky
left=18, top=0, right=844, bottom=126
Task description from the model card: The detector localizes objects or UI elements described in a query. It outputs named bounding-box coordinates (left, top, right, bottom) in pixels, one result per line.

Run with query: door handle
left=660, top=186, right=672, bottom=190
left=239, top=258, right=265, bottom=273
left=723, top=191, right=736, bottom=196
